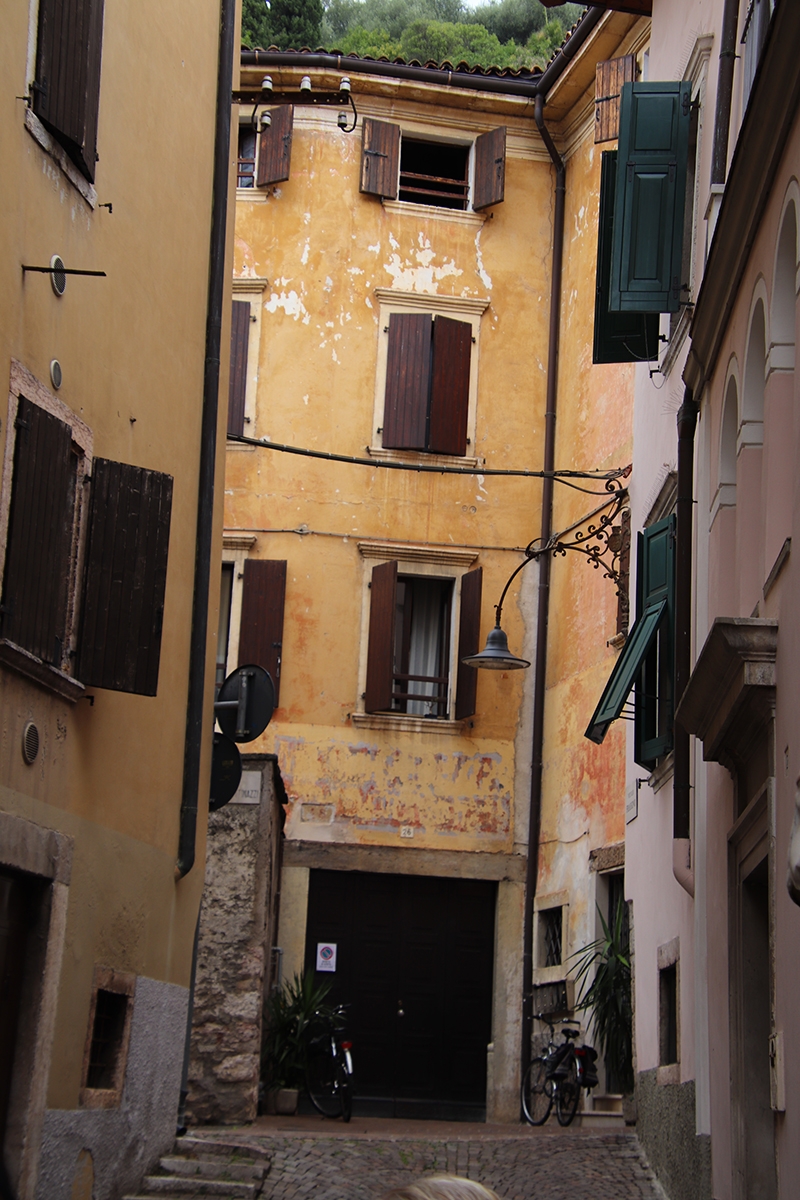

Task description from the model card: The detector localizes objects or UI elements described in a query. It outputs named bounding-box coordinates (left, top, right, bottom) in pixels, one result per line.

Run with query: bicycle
left=521, top=1014, right=599, bottom=1127
left=305, top=1004, right=354, bottom=1122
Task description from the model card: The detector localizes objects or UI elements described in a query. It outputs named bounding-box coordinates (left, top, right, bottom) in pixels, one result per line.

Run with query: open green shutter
left=585, top=600, right=667, bottom=743
left=610, top=81, right=691, bottom=313
left=634, top=516, right=675, bottom=766
left=594, top=151, right=660, bottom=363
left=584, top=515, right=675, bottom=751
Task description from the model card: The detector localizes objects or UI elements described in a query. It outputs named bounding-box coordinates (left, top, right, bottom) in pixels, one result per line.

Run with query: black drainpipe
left=176, top=0, right=236, bottom=879
left=711, top=0, right=740, bottom=186
left=521, top=93, right=566, bottom=1095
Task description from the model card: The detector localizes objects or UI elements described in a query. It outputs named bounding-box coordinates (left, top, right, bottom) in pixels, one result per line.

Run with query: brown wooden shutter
left=78, top=459, right=173, bottom=695
left=1, top=397, right=75, bottom=665
left=455, top=567, right=482, bottom=720
left=238, top=559, right=287, bottom=705
left=228, top=301, right=250, bottom=437
left=428, top=316, right=472, bottom=456
left=365, top=560, right=397, bottom=713
left=360, top=119, right=400, bottom=199
left=473, top=127, right=506, bottom=210
left=33, top=0, right=105, bottom=182
left=257, top=106, right=294, bottom=186
left=595, top=55, right=637, bottom=143
left=382, top=314, right=431, bottom=451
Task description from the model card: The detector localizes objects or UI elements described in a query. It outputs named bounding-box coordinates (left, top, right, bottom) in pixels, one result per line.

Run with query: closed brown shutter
left=595, top=55, right=636, bottom=143
left=257, top=106, right=294, bottom=186
left=365, top=560, right=397, bottom=713
left=78, top=459, right=173, bottom=695
left=360, top=119, right=400, bottom=199
left=455, top=567, right=482, bottom=720
left=238, top=559, right=287, bottom=705
left=228, top=300, right=250, bottom=437
left=473, top=127, right=506, bottom=210
left=428, top=316, right=472, bottom=456
left=383, top=314, right=431, bottom=451
left=34, top=0, right=105, bottom=182
left=1, top=397, right=75, bottom=665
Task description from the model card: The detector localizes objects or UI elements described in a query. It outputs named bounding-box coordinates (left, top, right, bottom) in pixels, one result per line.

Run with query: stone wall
left=186, top=756, right=284, bottom=1124
left=636, top=1070, right=712, bottom=1200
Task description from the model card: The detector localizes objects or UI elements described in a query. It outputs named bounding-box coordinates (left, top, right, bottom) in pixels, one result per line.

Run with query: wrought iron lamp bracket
left=523, top=468, right=631, bottom=597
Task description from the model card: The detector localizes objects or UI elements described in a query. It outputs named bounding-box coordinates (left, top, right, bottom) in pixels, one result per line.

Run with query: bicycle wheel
left=555, top=1059, right=580, bottom=1126
left=337, top=1057, right=352, bottom=1123
left=306, top=1046, right=342, bottom=1118
left=521, top=1057, right=553, bottom=1125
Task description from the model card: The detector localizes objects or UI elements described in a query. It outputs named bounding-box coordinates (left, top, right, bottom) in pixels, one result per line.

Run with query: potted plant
left=261, top=972, right=333, bottom=1114
left=571, top=901, right=634, bottom=1115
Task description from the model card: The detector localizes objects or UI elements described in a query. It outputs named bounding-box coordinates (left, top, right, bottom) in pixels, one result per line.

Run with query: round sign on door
left=316, top=942, right=337, bottom=972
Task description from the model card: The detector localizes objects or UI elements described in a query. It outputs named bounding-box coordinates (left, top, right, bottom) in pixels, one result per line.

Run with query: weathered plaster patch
left=300, top=239, right=310, bottom=265
left=475, top=224, right=493, bottom=290
left=264, top=288, right=310, bottom=324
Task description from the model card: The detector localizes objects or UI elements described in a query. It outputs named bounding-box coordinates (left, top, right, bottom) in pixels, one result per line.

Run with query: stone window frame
left=532, top=889, right=570, bottom=988
left=369, top=289, right=490, bottom=468
left=656, top=936, right=680, bottom=1085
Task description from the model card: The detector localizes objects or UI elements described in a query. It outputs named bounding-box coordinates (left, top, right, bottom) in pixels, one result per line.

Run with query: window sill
left=24, top=110, right=97, bottom=209
left=351, top=712, right=467, bottom=735
left=79, top=1087, right=121, bottom=1110
left=531, top=965, right=568, bottom=986
left=0, top=639, right=85, bottom=703
left=656, top=1063, right=680, bottom=1087
left=236, top=186, right=269, bottom=202
left=659, top=305, right=693, bottom=378
left=647, top=751, right=674, bottom=795
left=367, top=445, right=482, bottom=470
left=382, top=199, right=486, bottom=227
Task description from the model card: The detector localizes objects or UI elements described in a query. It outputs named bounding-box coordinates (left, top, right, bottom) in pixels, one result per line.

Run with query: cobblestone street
left=197, top=1119, right=664, bottom=1200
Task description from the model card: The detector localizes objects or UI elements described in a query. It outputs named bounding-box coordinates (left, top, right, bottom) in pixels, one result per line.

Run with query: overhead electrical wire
left=227, top=434, right=630, bottom=495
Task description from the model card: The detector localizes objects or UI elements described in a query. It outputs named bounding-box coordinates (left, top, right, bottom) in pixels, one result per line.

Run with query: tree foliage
left=242, top=0, right=324, bottom=49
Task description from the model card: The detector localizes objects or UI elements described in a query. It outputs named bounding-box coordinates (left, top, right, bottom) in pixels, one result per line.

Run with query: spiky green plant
left=261, top=972, right=334, bottom=1088
left=571, top=901, right=634, bottom=1095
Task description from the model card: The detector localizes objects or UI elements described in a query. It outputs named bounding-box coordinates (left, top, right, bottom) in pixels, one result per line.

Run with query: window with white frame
left=371, top=291, right=489, bottom=463
left=355, top=541, right=482, bottom=728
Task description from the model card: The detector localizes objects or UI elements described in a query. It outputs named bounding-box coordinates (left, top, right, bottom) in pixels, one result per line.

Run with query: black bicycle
left=305, top=1004, right=354, bottom=1121
left=521, top=1014, right=598, bottom=1126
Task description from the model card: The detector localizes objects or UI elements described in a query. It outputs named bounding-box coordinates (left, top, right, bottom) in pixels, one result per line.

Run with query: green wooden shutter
left=584, top=515, right=675, bottom=752
left=634, top=515, right=675, bottom=767
left=594, top=152, right=660, bottom=363
left=610, top=81, right=691, bottom=313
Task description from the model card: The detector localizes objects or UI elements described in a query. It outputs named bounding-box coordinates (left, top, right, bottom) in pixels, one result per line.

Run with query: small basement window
left=659, top=963, right=678, bottom=1065
left=399, top=139, right=469, bottom=211
left=80, top=968, right=135, bottom=1108
left=86, top=990, right=129, bottom=1089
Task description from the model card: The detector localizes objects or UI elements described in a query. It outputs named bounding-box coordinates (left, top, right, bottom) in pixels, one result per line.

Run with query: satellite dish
left=209, top=732, right=242, bottom=812
left=215, top=664, right=275, bottom=743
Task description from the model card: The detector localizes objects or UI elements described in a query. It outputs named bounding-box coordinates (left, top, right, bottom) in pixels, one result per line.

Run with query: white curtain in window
left=407, top=582, right=442, bottom=716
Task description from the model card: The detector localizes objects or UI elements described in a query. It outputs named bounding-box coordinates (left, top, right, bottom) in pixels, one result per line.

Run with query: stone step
left=174, top=1137, right=270, bottom=1166
left=139, top=1176, right=257, bottom=1198
left=158, top=1157, right=266, bottom=1183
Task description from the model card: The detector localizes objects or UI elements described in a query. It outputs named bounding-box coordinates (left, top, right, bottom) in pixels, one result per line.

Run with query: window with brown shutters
left=361, top=120, right=506, bottom=211
left=0, top=396, right=76, bottom=667
left=228, top=301, right=250, bottom=437
left=360, top=119, right=401, bottom=200
left=33, top=0, right=106, bottom=182
left=595, top=56, right=637, bottom=144
left=473, top=127, right=506, bottom=211
left=77, top=459, right=173, bottom=695
left=0, top=370, right=176, bottom=699
left=257, top=106, right=294, bottom=187
left=364, top=561, right=482, bottom=720
left=382, top=313, right=472, bottom=456
left=238, top=559, right=287, bottom=705
left=455, top=567, right=482, bottom=720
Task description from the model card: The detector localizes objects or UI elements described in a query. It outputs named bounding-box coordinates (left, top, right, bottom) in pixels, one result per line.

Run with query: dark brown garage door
left=304, top=870, right=496, bottom=1120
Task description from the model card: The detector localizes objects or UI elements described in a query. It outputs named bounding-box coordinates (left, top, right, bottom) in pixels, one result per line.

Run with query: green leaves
left=571, top=901, right=634, bottom=1095
left=261, top=972, right=335, bottom=1089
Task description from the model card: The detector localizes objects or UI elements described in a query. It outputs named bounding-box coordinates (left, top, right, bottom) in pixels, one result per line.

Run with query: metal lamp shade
left=461, top=623, right=530, bottom=670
